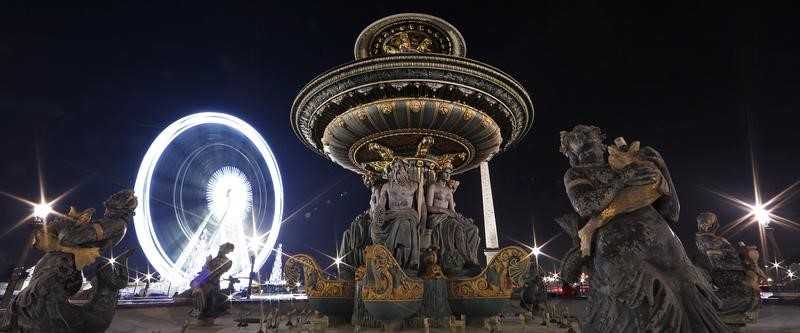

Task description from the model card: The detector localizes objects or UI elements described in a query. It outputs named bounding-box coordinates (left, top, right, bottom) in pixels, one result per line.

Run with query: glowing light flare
left=312, top=246, right=352, bottom=273
left=709, top=180, right=800, bottom=237
left=530, top=246, right=542, bottom=257
left=752, top=204, right=771, bottom=225
left=32, top=202, right=52, bottom=219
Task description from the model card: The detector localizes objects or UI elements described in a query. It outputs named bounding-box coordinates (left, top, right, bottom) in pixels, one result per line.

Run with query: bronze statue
left=425, top=162, right=480, bottom=276
left=189, top=242, right=234, bottom=322
left=371, top=158, right=421, bottom=270
left=695, top=212, right=764, bottom=317
left=2, top=189, right=138, bottom=333
left=560, top=125, right=729, bottom=332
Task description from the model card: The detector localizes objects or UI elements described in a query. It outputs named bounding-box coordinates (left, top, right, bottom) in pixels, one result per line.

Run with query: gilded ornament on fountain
left=284, top=254, right=355, bottom=299
left=291, top=13, right=533, bottom=175
left=446, top=245, right=530, bottom=299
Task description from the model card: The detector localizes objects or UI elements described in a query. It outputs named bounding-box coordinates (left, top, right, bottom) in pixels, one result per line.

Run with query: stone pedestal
left=353, top=280, right=381, bottom=328
left=402, top=280, right=452, bottom=328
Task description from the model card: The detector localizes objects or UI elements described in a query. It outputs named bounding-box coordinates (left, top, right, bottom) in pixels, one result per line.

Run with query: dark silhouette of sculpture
left=519, top=269, right=546, bottom=313
left=339, top=173, right=379, bottom=278
left=695, top=212, right=764, bottom=317
left=425, top=162, right=480, bottom=276
left=555, top=212, right=590, bottom=285
left=224, top=275, right=240, bottom=296
left=372, top=158, right=421, bottom=269
left=189, top=242, right=235, bottom=322
left=560, top=125, right=729, bottom=333
left=2, top=189, right=138, bottom=333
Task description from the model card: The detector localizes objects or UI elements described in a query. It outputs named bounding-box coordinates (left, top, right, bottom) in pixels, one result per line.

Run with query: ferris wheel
left=133, top=112, right=283, bottom=284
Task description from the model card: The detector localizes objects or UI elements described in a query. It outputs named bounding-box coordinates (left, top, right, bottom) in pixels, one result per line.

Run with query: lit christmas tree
left=267, top=243, right=286, bottom=286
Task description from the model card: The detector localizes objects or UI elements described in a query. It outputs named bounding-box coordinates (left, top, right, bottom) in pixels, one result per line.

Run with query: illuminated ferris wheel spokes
left=206, top=166, right=253, bottom=223
left=174, top=166, right=256, bottom=276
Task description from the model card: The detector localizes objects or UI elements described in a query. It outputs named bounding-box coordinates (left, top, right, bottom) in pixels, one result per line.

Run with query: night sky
left=1, top=2, right=798, bottom=280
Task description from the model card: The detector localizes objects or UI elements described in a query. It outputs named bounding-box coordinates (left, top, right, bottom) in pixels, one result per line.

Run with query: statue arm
left=639, top=146, right=680, bottom=222
left=374, top=186, right=387, bottom=225
left=58, top=218, right=124, bottom=247
left=425, top=184, right=446, bottom=214
left=564, top=169, right=622, bottom=218
left=425, top=183, right=436, bottom=209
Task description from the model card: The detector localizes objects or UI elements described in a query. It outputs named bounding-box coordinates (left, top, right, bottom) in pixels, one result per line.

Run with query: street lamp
left=32, top=202, right=52, bottom=220
left=752, top=205, right=771, bottom=226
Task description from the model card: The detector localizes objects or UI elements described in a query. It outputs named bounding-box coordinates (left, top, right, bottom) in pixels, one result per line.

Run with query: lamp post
left=247, top=250, right=255, bottom=299
left=1, top=204, right=50, bottom=309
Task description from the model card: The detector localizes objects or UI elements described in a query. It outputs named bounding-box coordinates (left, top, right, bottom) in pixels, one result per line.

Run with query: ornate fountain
left=288, top=13, right=534, bottom=330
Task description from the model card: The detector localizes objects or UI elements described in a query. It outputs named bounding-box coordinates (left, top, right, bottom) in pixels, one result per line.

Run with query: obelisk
left=480, top=162, right=500, bottom=263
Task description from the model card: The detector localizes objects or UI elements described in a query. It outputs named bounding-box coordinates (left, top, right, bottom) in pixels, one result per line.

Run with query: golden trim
left=447, top=246, right=530, bottom=300
left=92, top=223, right=104, bottom=240
left=362, top=245, right=424, bottom=301
left=326, top=97, right=498, bottom=132
left=463, top=109, right=476, bottom=121
left=352, top=130, right=475, bottom=173
left=368, top=142, right=396, bottom=160
left=407, top=100, right=423, bottom=113
left=299, top=57, right=531, bottom=135
left=34, top=230, right=100, bottom=270
left=415, top=136, right=435, bottom=158
left=437, top=102, right=452, bottom=115
left=284, top=254, right=355, bottom=299
left=378, top=102, right=394, bottom=114
left=356, top=107, right=368, bottom=120
left=481, top=116, right=491, bottom=128
left=319, top=92, right=503, bottom=134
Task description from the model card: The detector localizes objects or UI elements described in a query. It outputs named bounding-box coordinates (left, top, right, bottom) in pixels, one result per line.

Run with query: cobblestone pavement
left=107, top=298, right=800, bottom=333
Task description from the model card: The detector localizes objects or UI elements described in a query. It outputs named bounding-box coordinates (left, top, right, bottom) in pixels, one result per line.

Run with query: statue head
left=560, top=125, right=606, bottom=167
left=103, top=189, right=138, bottom=220
left=696, top=212, right=719, bottom=233
left=437, top=162, right=453, bottom=182
left=219, top=242, right=235, bottom=256
left=386, top=157, right=412, bottom=186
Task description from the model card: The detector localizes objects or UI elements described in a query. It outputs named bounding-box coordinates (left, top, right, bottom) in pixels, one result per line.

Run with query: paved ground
left=107, top=298, right=800, bottom=333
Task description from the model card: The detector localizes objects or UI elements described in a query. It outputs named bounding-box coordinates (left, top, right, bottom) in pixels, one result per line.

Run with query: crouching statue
left=189, top=242, right=235, bottom=324
left=695, top=212, right=765, bottom=326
